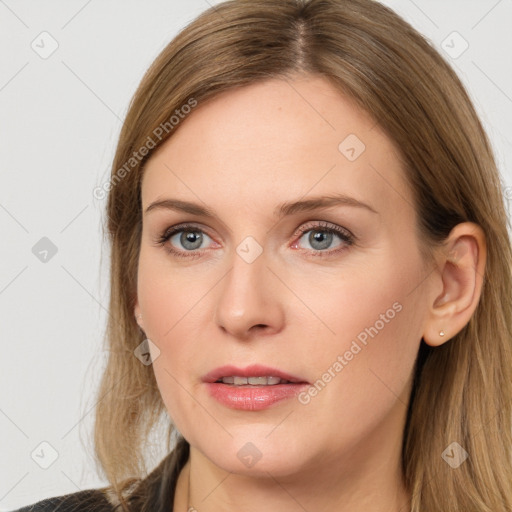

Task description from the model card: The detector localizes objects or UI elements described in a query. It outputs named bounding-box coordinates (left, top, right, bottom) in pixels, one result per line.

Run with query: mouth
left=215, top=376, right=296, bottom=386
left=202, top=364, right=310, bottom=411
left=202, top=364, right=309, bottom=385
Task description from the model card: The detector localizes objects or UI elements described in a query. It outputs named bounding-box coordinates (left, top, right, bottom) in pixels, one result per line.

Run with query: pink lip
left=201, top=364, right=308, bottom=384
left=202, top=364, right=310, bottom=411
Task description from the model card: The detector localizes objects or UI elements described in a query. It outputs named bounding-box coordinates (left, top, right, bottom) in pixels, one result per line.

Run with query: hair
left=92, top=0, right=512, bottom=510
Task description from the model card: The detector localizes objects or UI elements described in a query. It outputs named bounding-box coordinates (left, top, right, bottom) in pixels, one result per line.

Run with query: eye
left=153, top=221, right=355, bottom=259
left=153, top=223, right=216, bottom=259
left=291, top=221, right=355, bottom=257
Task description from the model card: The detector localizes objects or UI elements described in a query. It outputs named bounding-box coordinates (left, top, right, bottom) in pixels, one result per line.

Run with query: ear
left=422, top=222, right=486, bottom=347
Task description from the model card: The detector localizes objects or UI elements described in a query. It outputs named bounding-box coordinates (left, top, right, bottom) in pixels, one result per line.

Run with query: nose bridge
left=214, top=234, right=284, bottom=337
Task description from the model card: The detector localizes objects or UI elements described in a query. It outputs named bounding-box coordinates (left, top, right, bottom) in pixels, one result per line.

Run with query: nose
left=214, top=243, right=286, bottom=341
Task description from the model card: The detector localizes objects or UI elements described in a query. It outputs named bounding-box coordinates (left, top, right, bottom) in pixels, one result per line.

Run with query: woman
left=13, top=0, right=512, bottom=510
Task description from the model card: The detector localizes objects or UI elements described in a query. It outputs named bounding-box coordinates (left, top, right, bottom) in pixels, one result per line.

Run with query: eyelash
left=153, top=221, right=355, bottom=260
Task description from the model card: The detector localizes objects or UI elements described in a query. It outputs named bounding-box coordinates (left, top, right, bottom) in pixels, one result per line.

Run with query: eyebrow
left=144, top=193, right=378, bottom=218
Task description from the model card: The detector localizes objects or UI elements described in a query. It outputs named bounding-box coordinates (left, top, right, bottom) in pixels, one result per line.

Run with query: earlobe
left=134, top=301, right=143, bottom=329
left=422, top=222, right=486, bottom=347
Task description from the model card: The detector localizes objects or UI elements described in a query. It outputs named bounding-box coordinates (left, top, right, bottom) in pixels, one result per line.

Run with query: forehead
left=141, top=75, right=413, bottom=222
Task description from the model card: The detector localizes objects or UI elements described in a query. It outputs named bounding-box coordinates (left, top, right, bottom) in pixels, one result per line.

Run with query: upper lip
left=202, top=364, right=309, bottom=384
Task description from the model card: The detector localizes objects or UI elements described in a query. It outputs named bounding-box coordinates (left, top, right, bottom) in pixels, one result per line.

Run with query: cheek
left=137, top=249, right=212, bottom=341
left=292, top=250, right=423, bottom=415
left=136, top=254, right=216, bottom=427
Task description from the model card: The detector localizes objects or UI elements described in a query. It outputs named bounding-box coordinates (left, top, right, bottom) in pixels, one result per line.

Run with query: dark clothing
left=9, top=489, right=114, bottom=511
left=10, top=438, right=190, bottom=512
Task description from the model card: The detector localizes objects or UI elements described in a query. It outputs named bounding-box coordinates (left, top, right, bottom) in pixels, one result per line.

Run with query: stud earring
left=439, top=330, right=445, bottom=337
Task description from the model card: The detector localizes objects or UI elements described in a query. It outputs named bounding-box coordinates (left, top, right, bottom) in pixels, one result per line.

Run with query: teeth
left=219, top=376, right=289, bottom=386
left=264, top=376, right=282, bottom=385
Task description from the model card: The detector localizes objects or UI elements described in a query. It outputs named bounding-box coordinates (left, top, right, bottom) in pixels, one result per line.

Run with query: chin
left=195, top=429, right=312, bottom=478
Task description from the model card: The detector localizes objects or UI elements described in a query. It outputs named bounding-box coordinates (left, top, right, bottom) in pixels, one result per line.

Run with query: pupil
left=181, top=231, right=202, bottom=249
left=310, top=230, right=332, bottom=250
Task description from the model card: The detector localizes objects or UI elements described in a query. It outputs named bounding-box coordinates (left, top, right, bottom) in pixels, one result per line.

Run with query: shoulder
left=10, top=488, right=115, bottom=512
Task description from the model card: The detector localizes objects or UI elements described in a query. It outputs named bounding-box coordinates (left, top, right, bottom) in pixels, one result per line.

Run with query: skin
left=134, top=73, right=486, bottom=512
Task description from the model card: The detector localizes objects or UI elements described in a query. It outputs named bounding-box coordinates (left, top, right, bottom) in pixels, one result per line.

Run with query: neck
left=173, top=434, right=411, bottom=512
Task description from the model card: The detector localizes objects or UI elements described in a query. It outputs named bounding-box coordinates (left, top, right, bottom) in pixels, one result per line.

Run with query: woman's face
left=135, top=74, right=431, bottom=479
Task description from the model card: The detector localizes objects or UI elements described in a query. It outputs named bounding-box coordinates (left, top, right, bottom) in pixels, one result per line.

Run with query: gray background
left=1, top=0, right=511, bottom=509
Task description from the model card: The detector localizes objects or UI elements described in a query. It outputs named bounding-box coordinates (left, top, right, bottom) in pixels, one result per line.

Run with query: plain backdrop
left=1, top=0, right=511, bottom=509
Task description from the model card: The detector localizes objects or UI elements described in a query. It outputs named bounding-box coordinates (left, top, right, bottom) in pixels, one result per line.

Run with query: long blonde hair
left=94, top=0, right=512, bottom=510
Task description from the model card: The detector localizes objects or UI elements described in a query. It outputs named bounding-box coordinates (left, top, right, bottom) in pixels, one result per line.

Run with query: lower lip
left=204, top=382, right=309, bottom=411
